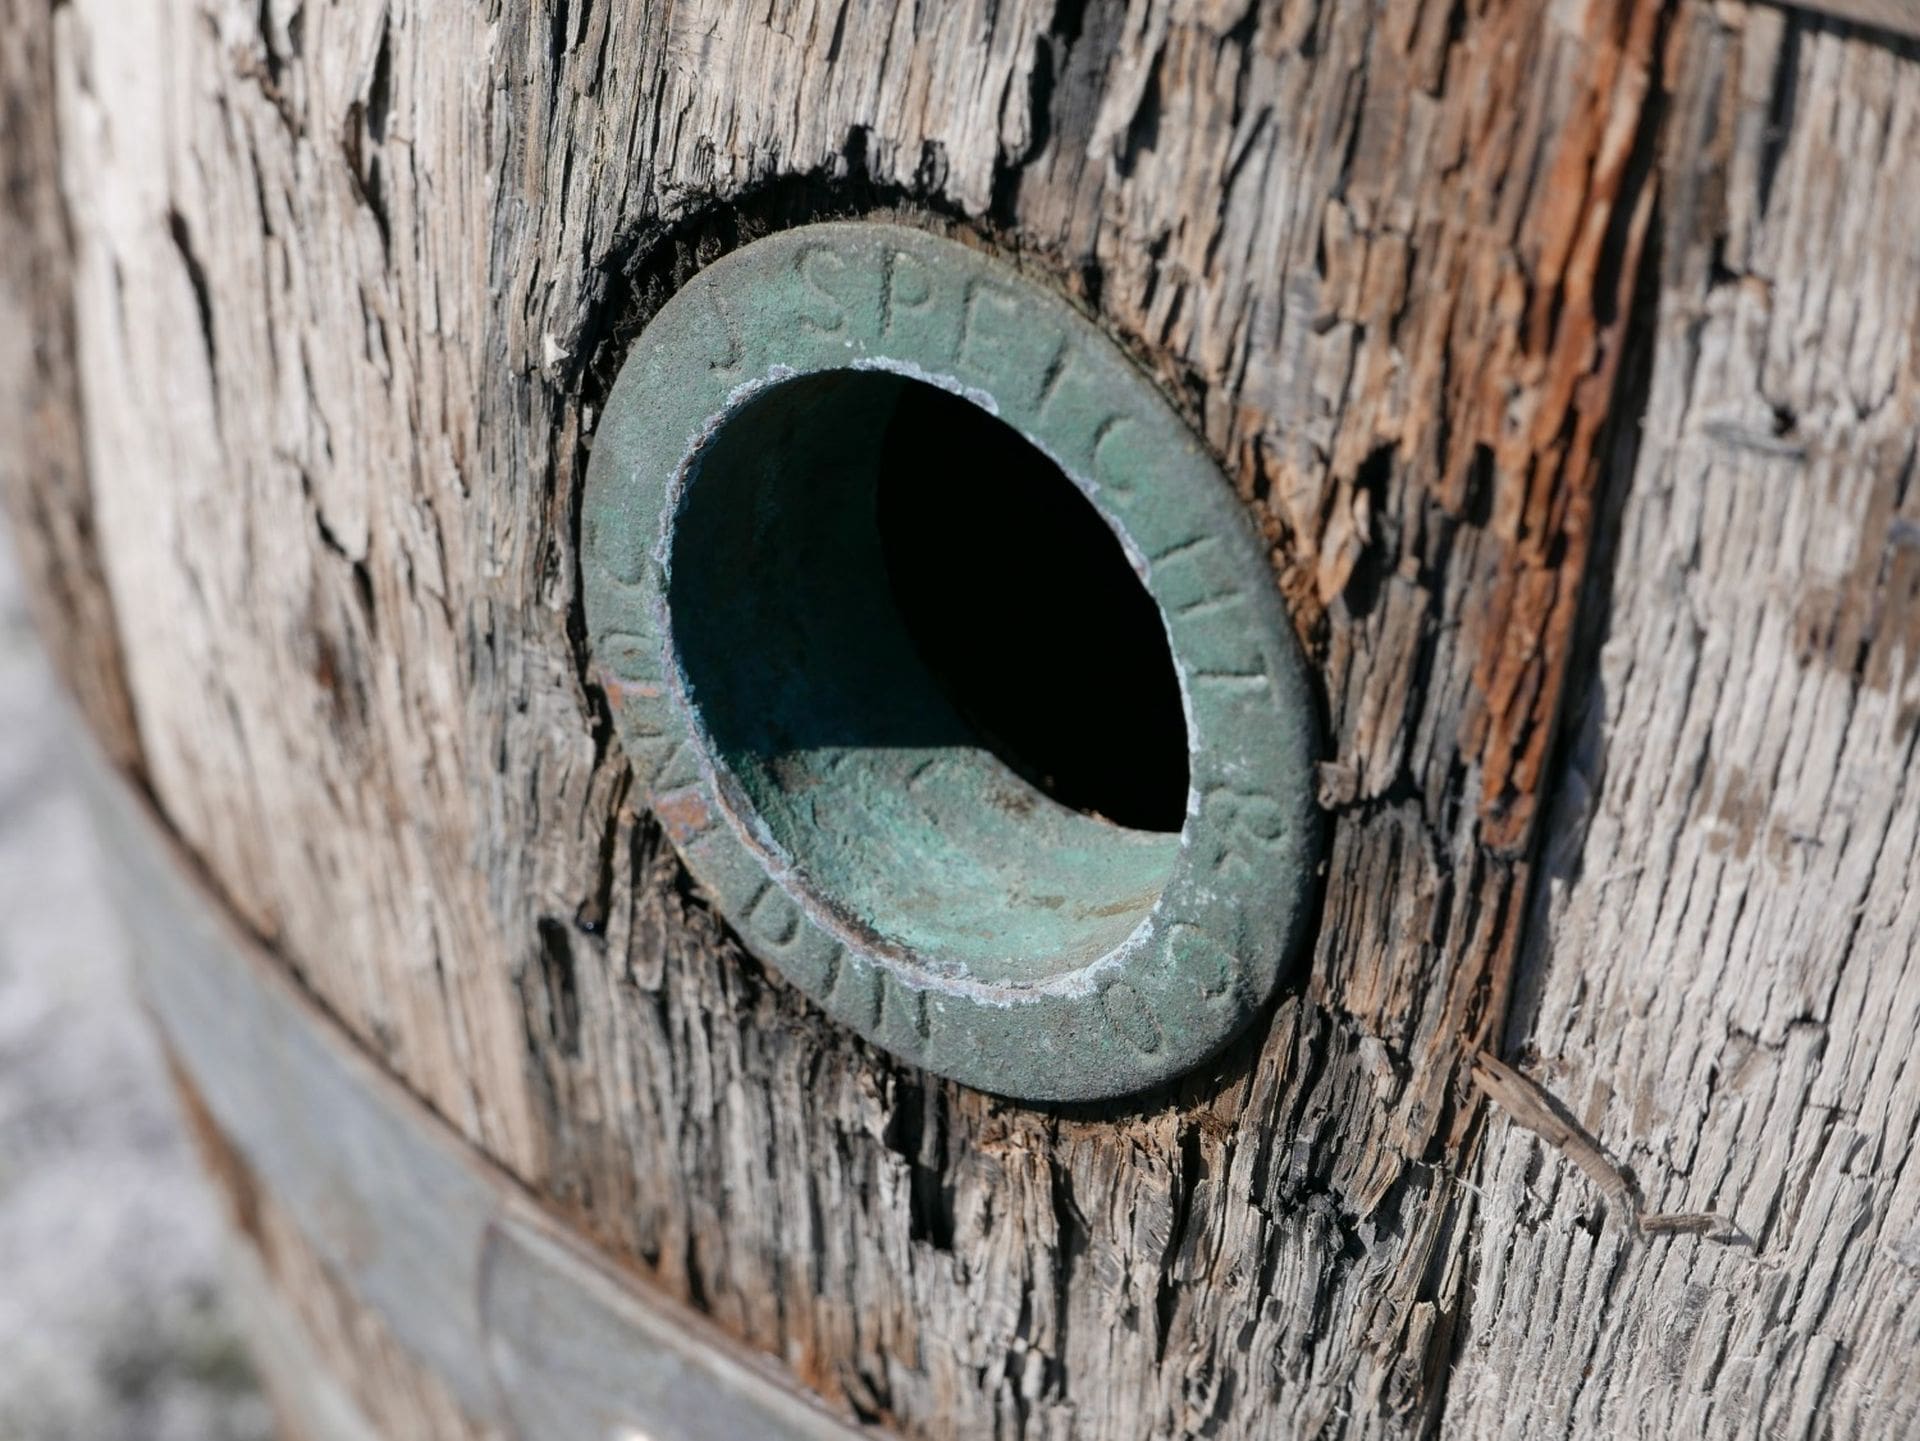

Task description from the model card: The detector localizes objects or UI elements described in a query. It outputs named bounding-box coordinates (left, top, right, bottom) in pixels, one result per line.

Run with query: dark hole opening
left=876, top=381, right=1189, bottom=832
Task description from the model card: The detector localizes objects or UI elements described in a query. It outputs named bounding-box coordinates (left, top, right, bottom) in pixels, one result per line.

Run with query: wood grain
left=3, top=0, right=1915, bottom=1435
left=1447, top=9, right=1920, bottom=1436
left=0, top=0, right=141, bottom=770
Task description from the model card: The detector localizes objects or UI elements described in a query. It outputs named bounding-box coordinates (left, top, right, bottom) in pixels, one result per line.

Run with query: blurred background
left=0, top=522, right=272, bottom=1441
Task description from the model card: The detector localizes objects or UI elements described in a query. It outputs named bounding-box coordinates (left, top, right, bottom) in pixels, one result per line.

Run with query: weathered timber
left=1448, top=9, right=1920, bottom=1436
left=3, top=0, right=1917, bottom=1436
left=0, top=0, right=140, bottom=769
left=94, top=747, right=868, bottom=1441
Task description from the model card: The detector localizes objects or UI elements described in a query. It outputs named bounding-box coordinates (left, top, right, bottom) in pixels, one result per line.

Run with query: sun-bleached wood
left=3, top=0, right=1917, bottom=1436
left=1447, top=10, right=1920, bottom=1435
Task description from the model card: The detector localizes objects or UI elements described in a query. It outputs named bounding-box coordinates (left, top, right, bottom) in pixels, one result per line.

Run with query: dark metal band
left=81, top=748, right=865, bottom=1441
left=1779, top=1, right=1920, bottom=42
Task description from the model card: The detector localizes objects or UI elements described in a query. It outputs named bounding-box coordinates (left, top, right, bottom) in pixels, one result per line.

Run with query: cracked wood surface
left=0, top=0, right=140, bottom=770
left=1448, top=8, right=1920, bottom=1435
left=2, top=0, right=1916, bottom=1436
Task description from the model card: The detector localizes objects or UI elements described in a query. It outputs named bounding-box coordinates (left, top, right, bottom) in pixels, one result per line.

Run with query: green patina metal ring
left=583, top=221, right=1321, bottom=1102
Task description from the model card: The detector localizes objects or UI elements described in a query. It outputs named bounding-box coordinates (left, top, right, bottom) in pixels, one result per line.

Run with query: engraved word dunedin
left=584, top=222, right=1321, bottom=1101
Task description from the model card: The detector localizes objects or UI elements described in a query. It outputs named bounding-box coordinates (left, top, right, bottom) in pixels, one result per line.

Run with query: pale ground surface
left=0, top=522, right=272, bottom=1441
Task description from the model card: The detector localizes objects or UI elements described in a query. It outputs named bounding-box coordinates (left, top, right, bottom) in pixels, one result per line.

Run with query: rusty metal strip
left=79, top=745, right=869, bottom=1441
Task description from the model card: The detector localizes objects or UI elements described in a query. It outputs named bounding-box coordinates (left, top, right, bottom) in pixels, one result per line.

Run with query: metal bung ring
left=584, top=221, right=1322, bottom=1101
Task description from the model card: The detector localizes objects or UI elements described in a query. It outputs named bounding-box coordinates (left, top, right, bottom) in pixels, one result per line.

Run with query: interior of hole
left=668, top=371, right=1188, bottom=983
left=877, top=382, right=1190, bottom=831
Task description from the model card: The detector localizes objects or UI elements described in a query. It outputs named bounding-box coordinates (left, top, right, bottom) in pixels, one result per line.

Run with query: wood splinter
left=1470, top=1052, right=1745, bottom=1244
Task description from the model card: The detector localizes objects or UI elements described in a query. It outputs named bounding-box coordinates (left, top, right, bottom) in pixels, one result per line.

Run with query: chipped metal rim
left=583, top=222, right=1324, bottom=1101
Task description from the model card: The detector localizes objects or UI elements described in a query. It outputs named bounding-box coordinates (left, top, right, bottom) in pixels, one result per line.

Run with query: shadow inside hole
left=878, top=381, right=1188, bottom=832
left=668, top=371, right=1191, bottom=984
